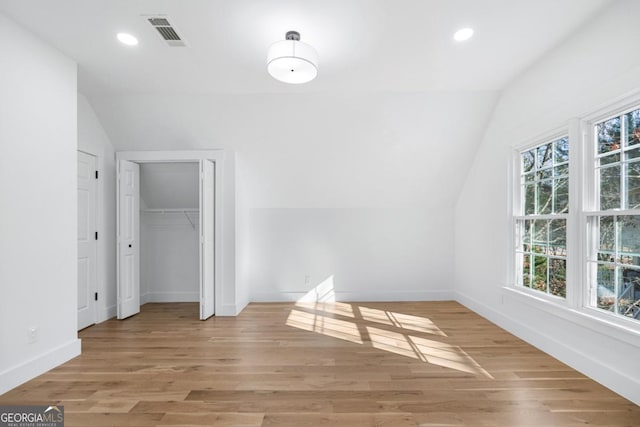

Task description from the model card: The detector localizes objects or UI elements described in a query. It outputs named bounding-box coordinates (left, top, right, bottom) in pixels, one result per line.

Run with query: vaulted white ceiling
left=0, top=0, right=614, bottom=209
left=0, top=0, right=611, bottom=95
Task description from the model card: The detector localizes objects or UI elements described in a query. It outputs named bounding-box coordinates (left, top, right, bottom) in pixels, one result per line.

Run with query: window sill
left=502, top=286, right=640, bottom=347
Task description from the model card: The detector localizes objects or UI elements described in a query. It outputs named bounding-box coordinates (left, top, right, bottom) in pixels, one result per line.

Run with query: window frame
left=582, top=98, right=640, bottom=329
left=508, top=93, right=640, bottom=337
left=511, top=128, right=572, bottom=304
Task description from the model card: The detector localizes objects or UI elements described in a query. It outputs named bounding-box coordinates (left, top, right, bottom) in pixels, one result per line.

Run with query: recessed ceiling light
left=117, top=32, right=138, bottom=46
left=453, top=28, right=474, bottom=42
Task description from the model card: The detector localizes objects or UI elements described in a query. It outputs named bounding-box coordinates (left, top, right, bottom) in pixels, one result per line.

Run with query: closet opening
left=140, top=162, right=199, bottom=316
left=116, top=151, right=220, bottom=321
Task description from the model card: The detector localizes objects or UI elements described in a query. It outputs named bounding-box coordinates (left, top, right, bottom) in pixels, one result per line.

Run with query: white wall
left=249, top=207, right=453, bottom=301
left=141, top=214, right=200, bottom=303
left=0, top=13, right=80, bottom=394
left=454, top=0, right=640, bottom=405
left=78, top=93, right=117, bottom=322
left=139, top=162, right=199, bottom=209
left=235, top=154, right=251, bottom=311
left=89, top=91, right=498, bottom=303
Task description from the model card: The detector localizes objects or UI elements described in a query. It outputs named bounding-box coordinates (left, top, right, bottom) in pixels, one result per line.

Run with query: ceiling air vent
left=144, top=15, right=187, bottom=47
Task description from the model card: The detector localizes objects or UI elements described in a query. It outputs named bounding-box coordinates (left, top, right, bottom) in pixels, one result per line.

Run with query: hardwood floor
left=1, top=301, right=639, bottom=426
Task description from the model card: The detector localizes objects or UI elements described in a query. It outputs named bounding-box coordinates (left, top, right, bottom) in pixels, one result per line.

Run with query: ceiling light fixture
left=117, top=32, right=139, bottom=46
left=267, top=31, right=318, bottom=84
left=453, top=28, right=474, bottom=42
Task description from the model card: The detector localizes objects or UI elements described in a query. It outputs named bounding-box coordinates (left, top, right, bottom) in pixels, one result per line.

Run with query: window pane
left=554, top=177, right=569, bottom=214
left=554, top=164, right=568, bottom=177
left=598, top=216, right=615, bottom=262
left=549, top=219, right=566, bottom=256
left=626, top=162, right=640, bottom=209
left=625, top=109, right=640, bottom=148
left=533, top=256, right=548, bottom=292
left=619, top=268, right=640, bottom=319
left=600, top=165, right=621, bottom=210
left=549, top=258, right=566, bottom=298
left=522, top=150, right=535, bottom=173
left=524, top=184, right=535, bottom=215
left=626, top=147, right=640, bottom=160
left=597, top=116, right=621, bottom=154
left=537, top=169, right=552, bottom=181
left=533, top=220, right=548, bottom=254
left=590, top=111, right=640, bottom=322
left=600, top=152, right=620, bottom=166
left=524, top=172, right=535, bottom=183
left=554, top=137, right=569, bottom=163
left=597, top=263, right=615, bottom=311
left=537, top=180, right=553, bottom=214
left=522, top=254, right=531, bottom=288
left=517, top=138, right=568, bottom=299
left=537, top=143, right=553, bottom=169
left=619, top=216, right=640, bottom=267
left=523, top=220, right=532, bottom=252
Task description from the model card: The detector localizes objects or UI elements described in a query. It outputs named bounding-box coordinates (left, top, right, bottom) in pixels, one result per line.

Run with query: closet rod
left=141, top=209, right=198, bottom=229
left=141, top=208, right=199, bottom=213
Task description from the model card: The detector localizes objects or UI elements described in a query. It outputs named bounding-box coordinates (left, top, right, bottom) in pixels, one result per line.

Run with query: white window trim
left=508, top=91, right=640, bottom=339
left=509, top=126, right=571, bottom=305
left=580, top=95, right=640, bottom=330
left=502, top=286, right=640, bottom=347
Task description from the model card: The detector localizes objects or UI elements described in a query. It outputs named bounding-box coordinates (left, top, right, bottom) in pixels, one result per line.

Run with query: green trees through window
left=517, top=137, right=568, bottom=298
left=591, top=108, right=640, bottom=321
left=515, top=106, right=640, bottom=323
left=597, top=109, right=640, bottom=210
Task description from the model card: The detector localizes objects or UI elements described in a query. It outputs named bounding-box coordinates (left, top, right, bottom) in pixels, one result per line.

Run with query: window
left=515, top=137, right=569, bottom=298
left=587, top=107, right=640, bottom=322
left=512, top=101, right=640, bottom=328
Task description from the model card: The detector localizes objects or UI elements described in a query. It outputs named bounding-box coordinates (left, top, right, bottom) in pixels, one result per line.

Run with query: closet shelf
left=141, top=209, right=199, bottom=213
left=141, top=209, right=199, bottom=229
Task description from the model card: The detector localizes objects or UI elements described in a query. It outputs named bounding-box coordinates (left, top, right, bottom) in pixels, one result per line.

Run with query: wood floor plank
left=1, top=301, right=638, bottom=426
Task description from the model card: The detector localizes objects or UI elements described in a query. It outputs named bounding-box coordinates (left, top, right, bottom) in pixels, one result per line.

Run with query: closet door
left=117, top=160, right=140, bottom=319
left=77, top=151, right=97, bottom=329
left=200, top=159, right=215, bottom=320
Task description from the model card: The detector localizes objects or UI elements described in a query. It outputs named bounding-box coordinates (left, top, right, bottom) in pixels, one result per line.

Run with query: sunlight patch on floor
left=287, top=306, right=492, bottom=378
left=358, top=306, right=447, bottom=336
left=287, top=280, right=491, bottom=378
left=295, top=301, right=355, bottom=318
left=286, top=309, right=363, bottom=344
left=366, top=326, right=493, bottom=378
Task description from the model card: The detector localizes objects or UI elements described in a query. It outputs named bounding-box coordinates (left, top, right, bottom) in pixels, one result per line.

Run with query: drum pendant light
left=267, top=31, right=318, bottom=84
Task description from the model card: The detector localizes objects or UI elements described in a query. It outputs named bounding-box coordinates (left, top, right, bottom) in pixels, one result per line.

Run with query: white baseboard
left=251, top=289, right=454, bottom=303
left=144, top=292, right=199, bottom=303
left=97, top=304, right=116, bottom=323
left=216, top=304, right=239, bottom=316
left=0, top=339, right=81, bottom=395
left=454, top=291, right=640, bottom=406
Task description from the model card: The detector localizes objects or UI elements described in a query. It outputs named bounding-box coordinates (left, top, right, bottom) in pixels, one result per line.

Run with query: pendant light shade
left=267, top=31, right=318, bottom=84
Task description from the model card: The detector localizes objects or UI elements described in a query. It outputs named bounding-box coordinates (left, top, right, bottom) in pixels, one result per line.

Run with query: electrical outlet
left=28, top=326, right=38, bottom=343
left=304, top=275, right=311, bottom=285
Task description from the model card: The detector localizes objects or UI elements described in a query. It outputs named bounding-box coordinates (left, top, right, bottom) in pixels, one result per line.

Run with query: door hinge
left=94, top=292, right=98, bottom=301
left=95, top=231, right=98, bottom=240
left=95, top=170, right=99, bottom=179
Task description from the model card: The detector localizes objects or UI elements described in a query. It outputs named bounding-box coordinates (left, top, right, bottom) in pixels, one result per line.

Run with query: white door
left=77, top=151, right=97, bottom=330
left=117, top=160, right=140, bottom=319
left=199, top=160, right=215, bottom=320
